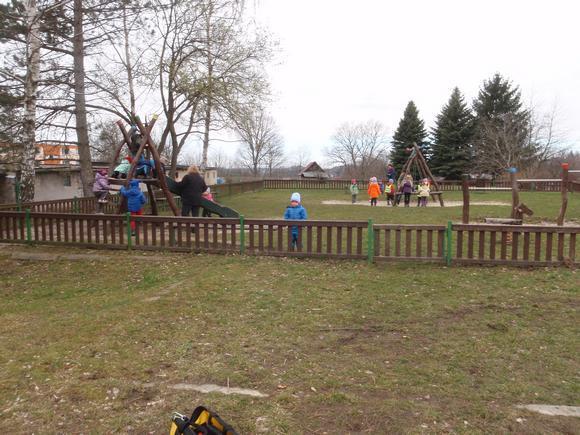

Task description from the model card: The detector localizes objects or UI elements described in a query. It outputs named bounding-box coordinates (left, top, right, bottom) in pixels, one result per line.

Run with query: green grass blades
left=0, top=249, right=578, bottom=433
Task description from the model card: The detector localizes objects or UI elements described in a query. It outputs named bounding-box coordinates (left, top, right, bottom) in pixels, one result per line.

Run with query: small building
left=173, top=165, right=218, bottom=186
left=300, top=161, right=329, bottom=179
left=36, top=143, right=79, bottom=166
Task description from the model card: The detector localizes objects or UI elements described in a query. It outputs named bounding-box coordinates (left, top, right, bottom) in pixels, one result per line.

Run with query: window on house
left=63, top=174, right=71, bottom=187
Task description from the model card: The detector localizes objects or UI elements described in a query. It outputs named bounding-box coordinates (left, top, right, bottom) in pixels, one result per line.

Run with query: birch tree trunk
left=73, top=0, right=94, bottom=197
left=201, top=1, right=213, bottom=171
left=20, top=0, right=42, bottom=202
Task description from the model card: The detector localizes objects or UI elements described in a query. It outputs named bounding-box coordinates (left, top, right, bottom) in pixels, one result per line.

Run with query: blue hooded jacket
left=284, top=204, right=307, bottom=236
left=120, top=179, right=146, bottom=212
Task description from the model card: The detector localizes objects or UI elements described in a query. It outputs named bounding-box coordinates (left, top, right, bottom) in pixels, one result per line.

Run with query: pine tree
left=472, top=73, right=533, bottom=175
left=390, top=101, right=429, bottom=171
left=430, top=87, right=474, bottom=179
left=473, top=73, right=527, bottom=120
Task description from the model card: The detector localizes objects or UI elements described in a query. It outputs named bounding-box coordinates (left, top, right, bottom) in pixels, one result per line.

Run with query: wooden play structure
left=108, top=115, right=179, bottom=216
left=106, top=116, right=239, bottom=218
left=397, top=143, right=444, bottom=206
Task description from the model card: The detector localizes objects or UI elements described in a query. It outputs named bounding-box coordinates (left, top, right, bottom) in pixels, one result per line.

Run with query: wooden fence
left=452, top=224, right=578, bottom=267
left=1, top=210, right=577, bottom=266
left=244, top=219, right=367, bottom=259
left=0, top=177, right=573, bottom=215
left=373, top=224, right=446, bottom=262
left=0, top=196, right=120, bottom=214
left=263, top=178, right=570, bottom=192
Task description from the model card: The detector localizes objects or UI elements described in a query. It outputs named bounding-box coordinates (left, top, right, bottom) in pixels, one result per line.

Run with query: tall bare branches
left=327, top=121, right=389, bottom=179
left=234, top=106, right=282, bottom=176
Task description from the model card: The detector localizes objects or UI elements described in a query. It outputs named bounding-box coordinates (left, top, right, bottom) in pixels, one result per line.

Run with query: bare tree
left=475, top=106, right=565, bottom=175
left=262, top=135, right=285, bottom=176
left=234, top=106, right=281, bottom=176
left=20, top=0, right=42, bottom=201
left=197, top=0, right=272, bottom=170
left=326, top=120, right=389, bottom=179
left=90, top=121, right=120, bottom=162
left=293, top=146, right=311, bottom=170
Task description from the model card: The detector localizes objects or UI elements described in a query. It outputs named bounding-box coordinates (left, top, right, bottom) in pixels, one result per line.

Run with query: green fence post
left=73, top=195, right=80, bottom=213
left=239, top=215, right=245, bottom=255
left=446, top=221, right=453, bottom=266
left=25, top=208, right=32, bottom=244
left=126, top=212, right=132, bottom=250
left=367, top=219, right=374, bottom=264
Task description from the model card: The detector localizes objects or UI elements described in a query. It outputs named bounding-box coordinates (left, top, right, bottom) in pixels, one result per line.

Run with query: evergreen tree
left=473, top=73, right=527, bottom=120
left=472, top=73, right=533, bottom=175
left=390, top=100, right=429, bottom=171
left=430, top=87, right=474, bottom=179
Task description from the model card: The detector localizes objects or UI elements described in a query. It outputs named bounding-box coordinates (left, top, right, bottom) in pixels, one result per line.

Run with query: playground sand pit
left=322, top=200, right=511, bottom=207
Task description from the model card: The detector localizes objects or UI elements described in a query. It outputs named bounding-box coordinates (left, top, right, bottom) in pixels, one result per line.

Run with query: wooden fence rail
left=1, top=211, right=578, bottom=266
left=373, top=224, right=446, bottom=262
left=262, top=178, right=570, bottom=192
left=0, top=177, right=572, bottom=214
left=452, top=224, right=578, bottom=266
left=244, top=219, right=367, bottom=259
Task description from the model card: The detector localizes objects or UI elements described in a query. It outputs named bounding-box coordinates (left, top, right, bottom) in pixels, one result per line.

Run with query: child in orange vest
left=367, top=177, right=381, bottom=206
left=385, top=179, right=396, bottom=206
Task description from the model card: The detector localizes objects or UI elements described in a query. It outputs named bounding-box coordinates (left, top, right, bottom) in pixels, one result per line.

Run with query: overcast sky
left=234, top=0, right=580, bottom=164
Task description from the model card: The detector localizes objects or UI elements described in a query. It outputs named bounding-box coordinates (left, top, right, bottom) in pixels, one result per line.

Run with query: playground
left=0, top=185, right=578, bottom=433
left=0, top=245, right=578, bottom=433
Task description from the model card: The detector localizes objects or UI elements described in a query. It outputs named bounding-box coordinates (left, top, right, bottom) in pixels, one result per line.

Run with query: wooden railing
left=373, top=224, right=446, bottom=262
left=452, top=224, right=578, bottom=266
left=244, top=219, right=367, bottom=259
left=263, top=179, right=354, bottom=190
left=212, top=180, right=264, bottom=197
left=263, top=178, right=569, bottom=192
left=0, top=196, right=120, bottom=214
left=1, top=211, right=578, bottom=266
left=0, top=211, right=127, bottom=249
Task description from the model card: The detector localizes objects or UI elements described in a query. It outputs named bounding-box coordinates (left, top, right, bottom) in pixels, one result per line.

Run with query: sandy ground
left=322, top=200, right=510, bottom=207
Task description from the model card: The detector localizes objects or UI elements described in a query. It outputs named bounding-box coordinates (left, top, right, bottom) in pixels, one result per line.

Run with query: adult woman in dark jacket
left=177, top=165, right=207, bottom=217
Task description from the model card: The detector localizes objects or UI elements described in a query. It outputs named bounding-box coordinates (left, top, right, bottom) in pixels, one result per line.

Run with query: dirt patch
left=322, top=200, right=510, bottom=207
left=516, top=405, right=580, bottom=417
left=169, top=383, right=268, bottom=397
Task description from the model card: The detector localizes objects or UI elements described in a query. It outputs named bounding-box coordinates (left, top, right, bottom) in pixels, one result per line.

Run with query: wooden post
left=239, top=215, right=245, bottom=255
left=509, top=168, right=519, bottom=219
left=146, top=183, right=158, bottom=215
left=25, top=208, right=32, bottom=244
left=367, top=219, right=374, bottom=264
left=445, top=221, right=453, bottom=266
left=557, top=163, right=569, bottom=226
left=126, top=212, right=132, bottom=250
left=461, top=175, right=470, bottom=224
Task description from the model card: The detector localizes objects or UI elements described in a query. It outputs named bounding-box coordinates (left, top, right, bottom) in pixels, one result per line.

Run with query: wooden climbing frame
left=108, top=116, right=180, bottom=216
left=396, top=143, right=444, bottom=206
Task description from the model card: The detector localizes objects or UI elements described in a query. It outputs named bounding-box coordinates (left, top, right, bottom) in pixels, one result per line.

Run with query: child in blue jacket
left=120, top=179, right=147, bottom=233
left=283, top=192, right=307, bottom=248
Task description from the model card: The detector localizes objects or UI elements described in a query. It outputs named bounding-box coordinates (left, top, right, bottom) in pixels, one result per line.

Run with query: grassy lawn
left=219, top=189, right=580, bottom=225
left=0, top=246, right=578, bottom=433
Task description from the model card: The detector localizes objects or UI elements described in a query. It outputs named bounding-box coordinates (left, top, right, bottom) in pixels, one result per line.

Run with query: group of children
left=280, top=174, right=431, bottom=248
left=350, top=175, right=431, bottom=207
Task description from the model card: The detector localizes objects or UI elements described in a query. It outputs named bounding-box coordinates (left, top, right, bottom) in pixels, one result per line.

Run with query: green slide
left=165, top=176, right=239, bottom=218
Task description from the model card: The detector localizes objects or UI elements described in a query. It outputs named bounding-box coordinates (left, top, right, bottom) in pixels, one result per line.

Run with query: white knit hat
left=290, top=192, right=301, bottom=203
